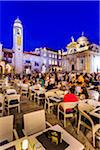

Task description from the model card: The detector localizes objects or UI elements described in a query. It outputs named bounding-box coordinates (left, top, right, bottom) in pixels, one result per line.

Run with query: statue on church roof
left=71, top=36, right=75, bottom=42
left=82, top=32, right=84, bottom=36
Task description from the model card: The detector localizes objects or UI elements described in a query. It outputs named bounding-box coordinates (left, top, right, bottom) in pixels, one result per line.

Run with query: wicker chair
left=5, top=94, right=20, bottom=115
left=23, top=110, right=51, bottom=136
left=45, top=90, right=60, bottom=113
left=77, top=103, right=100, bottom=147
left=20, top=84, right=29, bottom=98
left=0, top=115, right=18, bottom=145
left=0, top=93, right=4, bottom=116
left=58, top=101, right=78, bottom=128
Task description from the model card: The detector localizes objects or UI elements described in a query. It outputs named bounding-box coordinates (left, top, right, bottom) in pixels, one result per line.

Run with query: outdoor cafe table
left=28, top=124, right=84, bottom=150
left=87, top=100, right=100, bottom=108
left=0, top=125, right=84, bottom=150
left=49, top=96, right=62, bottom=103
left=78, top=99, right=100, bottom=107
left=89, top=107, right=100, bottom=119
left=0, top=136, right=32, bottom=150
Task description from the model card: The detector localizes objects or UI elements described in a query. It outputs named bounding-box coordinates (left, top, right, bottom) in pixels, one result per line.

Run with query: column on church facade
left=74, top=56, right=77, bottom=71
left=66, top=58, right=69, bottom=72
left=83, top=56, right=85, bottom=71
left=69, top=58, right=72, bottom=72
left=78, top=56, right=82, bottom=71
left=89, top=54, right=93, bottom=73
left=86, top=55, right=90, bottom=73
left=0, top=43, right=3, bottom=61
left=64, top=57, right=66, bottom=71
left=84, top=55, right=87, bottom=72
left=61, top=57, right=64, bottom=71
left=76, top=57, right=80, bottom=71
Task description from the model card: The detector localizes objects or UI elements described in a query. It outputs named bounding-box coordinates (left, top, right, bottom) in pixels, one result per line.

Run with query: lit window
left=52, top=60, right=54, bottom=65
left=52, top=54, right=54, bottom=58
left=59, top=61, right=61, bottom=66
left=49, top=53, right=51, bottom=57
left=43, top=59, right=46, bottom=64
left=43, top=52, right=47, bottom=57
left=55, top=54, right=57, bottom=58
left=59, top=55, right=61, bottom=59
left=49, top=59, right=51, bottom=65
left=55, top=60, right=57, bottom=65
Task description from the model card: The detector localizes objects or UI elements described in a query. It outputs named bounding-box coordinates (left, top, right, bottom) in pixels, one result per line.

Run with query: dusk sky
left=0, top=1, right=99, bottom=51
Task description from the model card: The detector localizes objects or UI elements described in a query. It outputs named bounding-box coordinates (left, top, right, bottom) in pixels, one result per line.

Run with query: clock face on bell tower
left=16, top=28, right=21, bottom=46
left=17, top=28, right=21, bottom=35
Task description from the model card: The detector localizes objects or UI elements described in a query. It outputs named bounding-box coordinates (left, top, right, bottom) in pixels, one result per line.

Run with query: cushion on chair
left=59, top=105, right=76, bottom=113
left=22, top=90, right=27, bottom=92
left=9, top=100, right=19, bottom=105
left=0, top=140, right=9, bottom=146
left=82, top=114, right=99, bottom=126
left=7, top=93, right=16, bottom=95
left=0, top=110, right=2, bottom=113
left=0, top=102, right=2, bottom=107
left=39, top=94, right=45, bottom=97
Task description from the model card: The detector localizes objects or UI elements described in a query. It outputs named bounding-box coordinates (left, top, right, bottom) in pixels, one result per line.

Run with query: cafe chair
left=6, top=89, right=17, bottom=95
left=15, top=80, right=22, bottom=93
left=23, top=109, right=52, bottom=136
left=5, top=94, right=20, bottom=115
left=58, top=102, right=78, bottom=128
left=0, top=115, right=19, bottom=146
left=20, top=84, right=29, bottom=98
left=77, top=103, right=100, bottom=147
left=44, top=96, right=58, bottom=114
left=37, top=93, right=45, bottom=106
left=29, top=86, right=35, bottom=101
left=45, top=91, right=59, bottom=113
left=54, top=90, right=65, bottom=98
left=2, top=85, right=14, bottom=94
left=0, top=93, right=4, bottom=116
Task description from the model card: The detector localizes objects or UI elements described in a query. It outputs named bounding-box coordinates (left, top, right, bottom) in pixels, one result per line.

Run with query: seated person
left=78, top=73, right=84, bottom=83
left=81, top=83, right=89, bottom=99
left=46, top=82, right=54, bottom=91
left=75, top=82, right=82, bottom=95
left=22, top=76, right=29, bottom=84
left=33, top=81, right=41, bottom=90
left=63, top=89, right=79, bottom=113
left=70, top=84, right=75, bottom=94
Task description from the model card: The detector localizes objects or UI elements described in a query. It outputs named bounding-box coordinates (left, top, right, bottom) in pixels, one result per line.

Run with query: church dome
left=77, top=36, right=88, bottom=43
left=77, top=33, right=89, bottom=45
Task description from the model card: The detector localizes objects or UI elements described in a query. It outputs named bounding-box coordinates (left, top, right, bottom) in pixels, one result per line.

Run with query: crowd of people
left=1, top=69, right=100, bottom=125
left=6, top=69, right=99, bottom=100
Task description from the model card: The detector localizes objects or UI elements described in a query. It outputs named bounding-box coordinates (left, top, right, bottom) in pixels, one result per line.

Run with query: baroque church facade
left=0, top=18, right=100, bottom=75
left=62, top=34, right=100, bottom=73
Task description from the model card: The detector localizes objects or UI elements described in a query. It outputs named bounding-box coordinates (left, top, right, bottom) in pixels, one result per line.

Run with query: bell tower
left=13, top=17, right=23, bottom=73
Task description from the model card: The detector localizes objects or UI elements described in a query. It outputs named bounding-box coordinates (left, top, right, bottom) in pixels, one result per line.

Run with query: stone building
left=62, top=34, right=100, bottom=73
left=0, top=17, right=62, bottom=75
left=0, top=18, right=100, bottom=75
